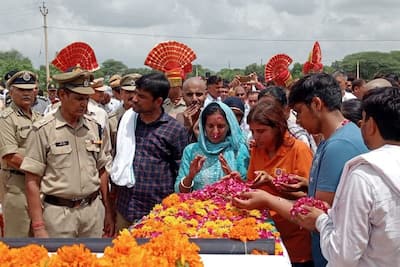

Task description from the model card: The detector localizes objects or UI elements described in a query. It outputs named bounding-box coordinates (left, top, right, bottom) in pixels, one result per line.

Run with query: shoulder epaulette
left=33, top=110, right=42, bottom=117
left=84, top=113, right=101, bottom=126
left=32, top=114, right=55, bottom=130
left=0, top=107, right=14, bottom=118
left=108, top=110, right=118, bottom=119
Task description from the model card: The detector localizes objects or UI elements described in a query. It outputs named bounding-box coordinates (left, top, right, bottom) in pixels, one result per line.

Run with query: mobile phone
left=239, top=75, right=251, bottom=83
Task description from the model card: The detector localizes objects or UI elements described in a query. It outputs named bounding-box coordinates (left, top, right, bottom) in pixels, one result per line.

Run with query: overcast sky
left=1, top=0, right=399, bottom=71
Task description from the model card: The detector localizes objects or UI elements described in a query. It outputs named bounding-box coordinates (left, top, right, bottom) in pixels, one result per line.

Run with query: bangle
left=31, top=221, right=45, bottom=230
left=180, top=177, right=194, bottom=189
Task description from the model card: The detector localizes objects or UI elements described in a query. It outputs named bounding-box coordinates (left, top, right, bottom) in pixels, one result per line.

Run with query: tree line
left=1, top=50, right=400, bottom=91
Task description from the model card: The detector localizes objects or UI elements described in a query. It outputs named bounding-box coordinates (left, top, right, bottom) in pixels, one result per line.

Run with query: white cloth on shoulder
left=110, top=108, right=138, bottom=187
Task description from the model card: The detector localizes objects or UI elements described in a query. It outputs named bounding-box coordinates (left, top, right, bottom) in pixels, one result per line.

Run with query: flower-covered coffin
left=131, top=177, right=283, bottom=255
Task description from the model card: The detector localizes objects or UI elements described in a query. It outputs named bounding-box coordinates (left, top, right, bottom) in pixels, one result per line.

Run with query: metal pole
left=40, top=1, right=49, bottom=90
left=356, top=60, right=360, bottom=79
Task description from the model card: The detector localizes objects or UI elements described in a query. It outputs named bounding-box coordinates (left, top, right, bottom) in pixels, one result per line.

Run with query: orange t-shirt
left=247, top=132, right=313, bottom=263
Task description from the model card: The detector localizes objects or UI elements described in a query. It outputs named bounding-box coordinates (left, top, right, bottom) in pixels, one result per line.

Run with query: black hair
left=341, top=99, right=362, bottom=125
left=288, top=73, right=342, bottom=111
left=206, top=75, right=222, bottom=86
left=362, top=87, right=400, bottom=141
left=201, top=102, right=227, bottom=127
left=258, top=86, right=287, bottom=106
left=384, top=73, right=399, bottom=82
left=135, top=72, right=170, bottom=101
left=351, top=79, right=365, bottom=91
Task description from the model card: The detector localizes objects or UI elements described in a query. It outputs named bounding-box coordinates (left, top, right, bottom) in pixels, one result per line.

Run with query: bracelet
left=31, top=221, right=45, bottom=230
left=180, top=177, right=194, bottom=189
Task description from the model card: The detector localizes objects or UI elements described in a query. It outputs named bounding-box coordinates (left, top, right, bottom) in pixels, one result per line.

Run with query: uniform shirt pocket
left=85, top=142, right=100, bottom=166
left=49, top=144, right=73, bottom=168
left=18, top=125, right=31, bottom=139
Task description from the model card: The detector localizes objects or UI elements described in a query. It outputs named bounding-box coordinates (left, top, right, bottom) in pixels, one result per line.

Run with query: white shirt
left=316, top=145, right=400, bottom=267
left=342, top=91, right=357, bottom=102
left=203, top=94, right=221, bottom=108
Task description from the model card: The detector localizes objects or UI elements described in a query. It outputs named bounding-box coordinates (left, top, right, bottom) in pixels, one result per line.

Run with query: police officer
left=31, top=84, right=50, bottom=115
left=108, top=73, right=142, bottom=154
left=21, top=70, right=114, bottom=238
left=0, top=71, right=41, bottom=237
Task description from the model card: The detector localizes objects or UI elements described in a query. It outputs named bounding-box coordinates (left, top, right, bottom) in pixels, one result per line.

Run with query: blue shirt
left=308, top=122, right=368, bottom=266
left=116, top=112, right=189, bottom=222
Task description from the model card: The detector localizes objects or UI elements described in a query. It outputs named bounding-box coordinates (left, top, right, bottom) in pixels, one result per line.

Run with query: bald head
left=182, top=77, right=207, bottom=106
left=365, top=78, right=391, bottom=91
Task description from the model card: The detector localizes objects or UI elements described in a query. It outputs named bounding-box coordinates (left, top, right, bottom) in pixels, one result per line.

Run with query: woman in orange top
left=247, top=99, right=313, bottom=266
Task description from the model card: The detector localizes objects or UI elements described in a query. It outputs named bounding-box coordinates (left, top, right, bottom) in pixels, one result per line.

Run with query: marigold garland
left=0, top=230, right=202, bottom=267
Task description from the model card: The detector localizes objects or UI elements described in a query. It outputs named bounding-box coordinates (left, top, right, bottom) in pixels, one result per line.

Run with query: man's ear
left=367, top=116, right=379, bottom=136
left=155, top=97, right=164, bottom=107
left=310, top=96, right=323, bottom=112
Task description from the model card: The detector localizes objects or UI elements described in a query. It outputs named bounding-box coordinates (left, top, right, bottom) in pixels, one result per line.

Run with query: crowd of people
left=0, top=42, right=399, bottom=267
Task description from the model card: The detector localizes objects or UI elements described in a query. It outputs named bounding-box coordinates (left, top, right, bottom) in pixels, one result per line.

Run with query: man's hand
left=33, top=228, right=49, bottom=238
left=296, top=205, right=326, bottom=231
left=232, top=190, right=269, bottom=210
left=229, top=76, right=241, bottom=88
left=183, top=103, right=201, bottom=129
left=103, top=208, right=116, bottom=237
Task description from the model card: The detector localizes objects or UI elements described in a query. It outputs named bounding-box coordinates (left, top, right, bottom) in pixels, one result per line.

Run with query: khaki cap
left=365, top=78, right=391, bottom=91
left=109, top=74, right=121, bottom=88
left=91, top=77, right=107, bottom=92
left=6, top=71, right=37, bottom=90
left=120, top=73, right=142, bottom=91
left=52, top=70, right=94, bottom=95
left=47, top=83, right=57, bottom=91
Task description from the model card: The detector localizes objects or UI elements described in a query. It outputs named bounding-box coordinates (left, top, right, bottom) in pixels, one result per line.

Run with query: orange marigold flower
left=8, top=244, right=49, bottom=266
left=229, top=218, right=260, bottom=242
left=47, top=244, right=98, bottom=267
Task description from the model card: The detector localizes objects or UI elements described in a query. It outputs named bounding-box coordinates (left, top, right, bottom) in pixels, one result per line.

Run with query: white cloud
left=1, top=0, right=400, bottom=72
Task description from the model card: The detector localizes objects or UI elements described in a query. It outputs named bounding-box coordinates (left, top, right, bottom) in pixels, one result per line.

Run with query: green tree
left=217, top=68, right=244, bottom=82
left=98, top=59, right=128, bottom=79
left=291, top=62, right=303, bottom=79
left=188, top=64, right=213, bottom=78
left=0, top=50, right=34, bottom=83
left=244, top=63, right=264, bottom=80
left=332, top=51, right=400, bottom=80
left=124, top=67, right=155, bottom=76
left=37, top=64, right=60, bottom=91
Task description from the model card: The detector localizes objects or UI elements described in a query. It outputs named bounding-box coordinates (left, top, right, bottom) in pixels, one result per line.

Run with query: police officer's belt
left=6, top=169, right=24, bottom=176
left=44, top=191, right=99, bottom=208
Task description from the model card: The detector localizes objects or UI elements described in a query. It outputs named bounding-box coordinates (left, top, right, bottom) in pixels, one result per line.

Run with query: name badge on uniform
left=55, top=141, right=69, bottom=147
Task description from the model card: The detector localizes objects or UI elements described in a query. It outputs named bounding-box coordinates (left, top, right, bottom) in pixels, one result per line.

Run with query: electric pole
left=40, top=1, right=49, bottom=90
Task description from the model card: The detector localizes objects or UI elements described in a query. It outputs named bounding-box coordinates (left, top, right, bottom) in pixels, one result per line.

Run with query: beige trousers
left=43, top=196, right=104, bottom=238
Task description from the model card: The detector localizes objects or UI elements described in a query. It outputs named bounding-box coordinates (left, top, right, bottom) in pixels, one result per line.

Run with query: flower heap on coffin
left=0, top=229, right=203, bottom=267
left=131, top=177, right=283, bottom=255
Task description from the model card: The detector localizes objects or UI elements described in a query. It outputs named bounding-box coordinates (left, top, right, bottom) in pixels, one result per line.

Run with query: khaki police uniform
left=87, top=86, right=112, bottom=173
left=0, top=71, right=41, bottom=237
left=20, top=71, right=112, bottom=237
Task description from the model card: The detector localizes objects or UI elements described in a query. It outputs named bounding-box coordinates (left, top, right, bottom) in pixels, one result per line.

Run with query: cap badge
left=83, top=79, right=89, bottom=87
left=22, top=72, right=31, bottom=81
left=130, top=80, right=136, bottom=86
